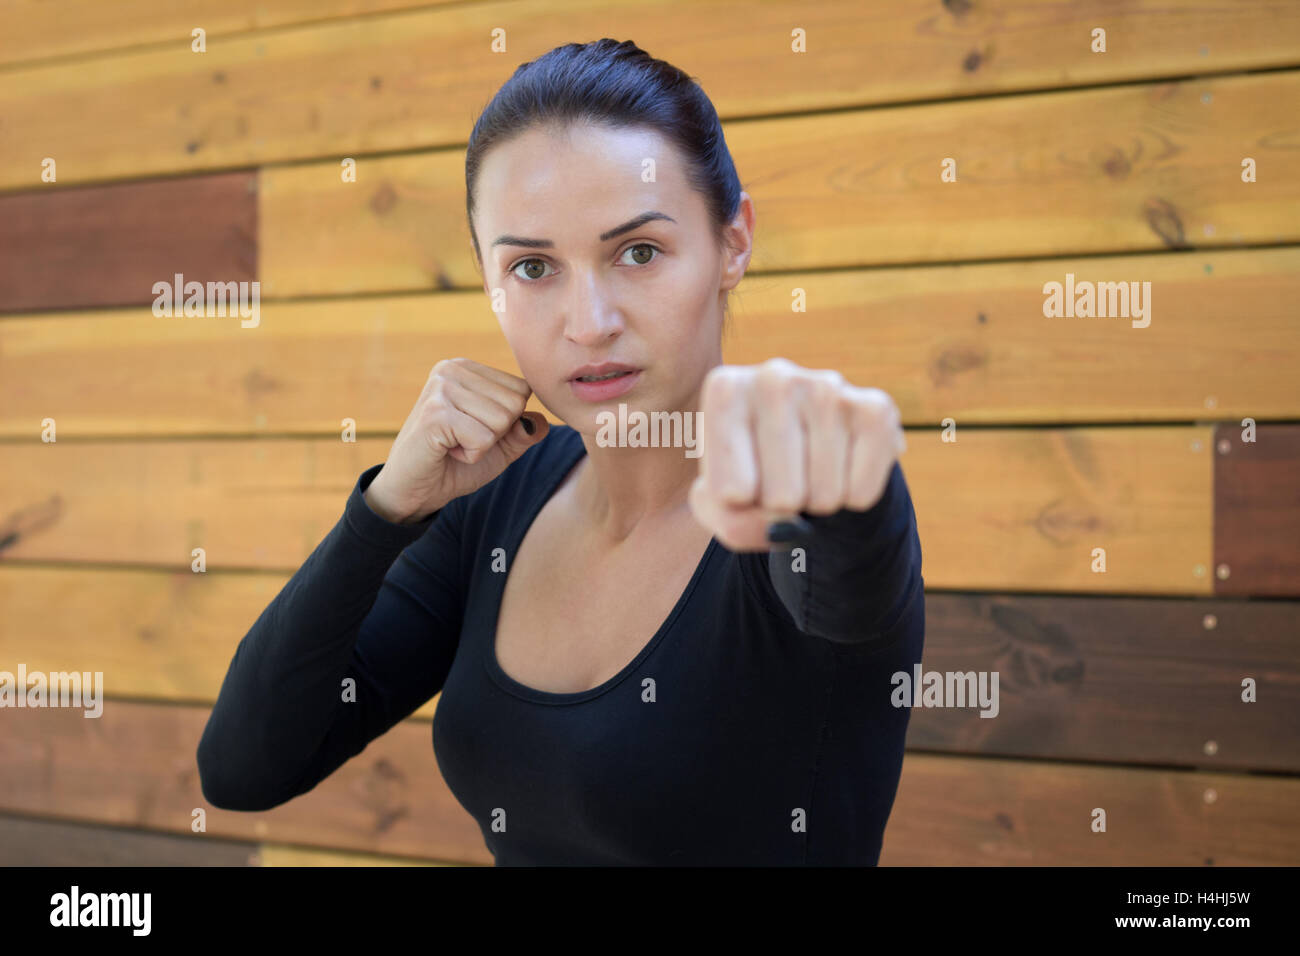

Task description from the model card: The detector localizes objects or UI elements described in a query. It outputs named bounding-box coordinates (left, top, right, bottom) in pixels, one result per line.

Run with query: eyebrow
left=491, top=211, right=677, bottom=250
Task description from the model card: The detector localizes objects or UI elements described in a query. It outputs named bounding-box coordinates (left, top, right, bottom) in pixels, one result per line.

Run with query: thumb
left=689, top=475, right=795, bottom=552
left=497, top=412, right=550, bottom=462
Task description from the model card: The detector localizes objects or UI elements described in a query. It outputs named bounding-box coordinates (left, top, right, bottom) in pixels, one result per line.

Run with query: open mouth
left=575, top=370, right=636, bottom=383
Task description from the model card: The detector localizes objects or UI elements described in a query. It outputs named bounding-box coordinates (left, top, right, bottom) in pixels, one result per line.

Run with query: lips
left=568, top=364, right=642, bottom=403
left=568, top=362, right=639, bottom=383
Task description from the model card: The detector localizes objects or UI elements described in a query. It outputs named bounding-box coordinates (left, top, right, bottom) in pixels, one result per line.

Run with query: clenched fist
left=366, top=358, right=549, bottom=523
left=688, top=358, right=906, bottom=551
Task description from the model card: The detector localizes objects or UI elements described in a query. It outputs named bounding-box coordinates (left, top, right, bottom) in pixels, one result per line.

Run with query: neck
left=572, top=395, right=704, bottom=544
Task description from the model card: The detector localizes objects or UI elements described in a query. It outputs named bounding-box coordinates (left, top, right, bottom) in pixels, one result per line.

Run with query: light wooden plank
left=0, top=561, right=444, bottom=720
left=2, top=248, right=1296, bottom=438
left=3, top=2, right=1298, bottom=190
left=0, top=426, right=1211, bottom=590
left=909, top=425, right=1213, bottom=593
left=260, top=72, right=1300, bottom=290
left=0, top=0, right=457, bottom=68
left=257, top=843, right=464, bottom=865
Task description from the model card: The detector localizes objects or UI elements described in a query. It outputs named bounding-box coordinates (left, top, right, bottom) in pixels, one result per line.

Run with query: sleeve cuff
left=798, top=459, right=905, bottom=543
left=343, top=463, right=440, bottom=551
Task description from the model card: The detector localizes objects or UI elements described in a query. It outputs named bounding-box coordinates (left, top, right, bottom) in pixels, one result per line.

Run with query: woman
left=197, top=38, right=924, bottom=866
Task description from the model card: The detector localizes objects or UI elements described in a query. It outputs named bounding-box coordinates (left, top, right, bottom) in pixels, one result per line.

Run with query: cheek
left=671, top=274, right=721, bottom=350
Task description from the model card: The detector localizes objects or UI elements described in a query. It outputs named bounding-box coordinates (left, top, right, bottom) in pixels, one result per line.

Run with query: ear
left=720, top=191, right=755, bottom=292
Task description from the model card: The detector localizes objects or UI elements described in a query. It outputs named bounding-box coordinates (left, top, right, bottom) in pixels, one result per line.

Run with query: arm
left=196, top=462, right=465, bottom=811
left=744, top=459, right=923, bottom=647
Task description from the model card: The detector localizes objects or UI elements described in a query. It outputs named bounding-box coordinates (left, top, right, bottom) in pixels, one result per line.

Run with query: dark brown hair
left=465, top=38, right=743, bottom=271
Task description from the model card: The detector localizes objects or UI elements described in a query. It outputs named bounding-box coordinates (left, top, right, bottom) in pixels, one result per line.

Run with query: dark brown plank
left=1214, top=423, right=1300, bottom=596
left=882, top=753, right=1300, bottom=865
left=0, top=812, right=257, bottom=866
left=909, top=594, right=1300, bottom=772
left=0, top=171, right=256, bottom=313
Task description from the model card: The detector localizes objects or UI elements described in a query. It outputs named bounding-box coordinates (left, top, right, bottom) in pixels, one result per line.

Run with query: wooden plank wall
left=1, top=0, right=1298, bottom=866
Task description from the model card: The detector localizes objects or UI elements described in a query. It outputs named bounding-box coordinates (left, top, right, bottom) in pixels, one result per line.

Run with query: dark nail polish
left=766, top=516, right=813, bottom=545
left=520, top=416, right=535, bottom=435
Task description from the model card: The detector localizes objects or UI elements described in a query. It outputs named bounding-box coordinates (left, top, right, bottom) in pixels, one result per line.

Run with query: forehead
left=474, top=121, right=697, bottom=233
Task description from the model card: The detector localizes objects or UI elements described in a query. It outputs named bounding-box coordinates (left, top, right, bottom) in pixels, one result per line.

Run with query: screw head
left=1193, top=564, right=1206, bottom=577
left=1216, top=563, right=1231, bottom=580
left=1190, top=439, right=1202, bottom=452
left=1203, top=614, right=1217, bottom=630
left=1203, top=788, right=1218, bottom=804
left=1204, top=396, right=1217, bottom=409
left=1203, top=740, right=1218, bottom=756
left=1217, top=439, right=1231, bottom=455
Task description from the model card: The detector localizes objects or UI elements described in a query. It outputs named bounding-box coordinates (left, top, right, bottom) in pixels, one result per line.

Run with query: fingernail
left=519, top=416, right=535, bottom=435
left=766, top=516, right=813, bottom=545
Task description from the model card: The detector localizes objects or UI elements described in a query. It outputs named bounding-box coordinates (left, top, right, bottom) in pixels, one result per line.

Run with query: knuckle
left=756, top=366, right=795, bottom=399
left=853, top=387, right=896, bottom=425
left=431, top=357, right=467, bottom=382
left=811, top=368, right=844, bottom=390
left=763, top=485, right=805, bottom=513
left=810, top=375, right=845, bottom=411
left=705, top=365, right=746, bottom=396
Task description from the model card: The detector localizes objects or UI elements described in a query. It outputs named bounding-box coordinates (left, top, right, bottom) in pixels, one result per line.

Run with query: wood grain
left=259, top=72, right=1300, bottom=291
left=2, top=2, right=1298, bottom=190
left=911, top=593, right=1300, bottom=772
left=0, top=0, right=456, bottom=68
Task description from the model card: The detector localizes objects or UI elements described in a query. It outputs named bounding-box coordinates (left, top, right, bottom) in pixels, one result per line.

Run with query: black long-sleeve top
left=197, top=423, right=925, bottom=865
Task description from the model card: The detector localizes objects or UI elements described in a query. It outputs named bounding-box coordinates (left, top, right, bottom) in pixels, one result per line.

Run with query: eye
left=620, top=243, right=660, bottom=266
left=509, top=243, right=661, bottom=283
left=510, top=258, right=554, bottom=282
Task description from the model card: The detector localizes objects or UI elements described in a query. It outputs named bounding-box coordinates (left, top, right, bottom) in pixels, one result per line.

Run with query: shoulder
left=454, top=422, right=585, bottom=528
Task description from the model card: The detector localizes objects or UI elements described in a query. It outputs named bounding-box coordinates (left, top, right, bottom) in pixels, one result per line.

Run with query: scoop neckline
left=481, top=426, right=720, bottom=706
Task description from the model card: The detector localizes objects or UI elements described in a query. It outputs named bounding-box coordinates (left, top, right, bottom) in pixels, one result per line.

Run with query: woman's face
left=471, top=121, right=752, bottom=434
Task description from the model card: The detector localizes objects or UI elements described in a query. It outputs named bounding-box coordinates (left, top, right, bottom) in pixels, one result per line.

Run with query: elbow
left=196, top=727, right=288, bottom=813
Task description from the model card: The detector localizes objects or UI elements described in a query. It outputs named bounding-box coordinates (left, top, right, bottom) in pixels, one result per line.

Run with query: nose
left=563, top=270, right=623, bottom=346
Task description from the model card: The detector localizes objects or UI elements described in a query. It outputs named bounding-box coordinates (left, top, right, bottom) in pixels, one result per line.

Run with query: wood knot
left=928, top=345, right=987, bottom=386
left=1102, top=148, right=1131, bottom=180
left=370, top=182, right=398, bottom=216
left=1143, top=197, right=1189, bottom=248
